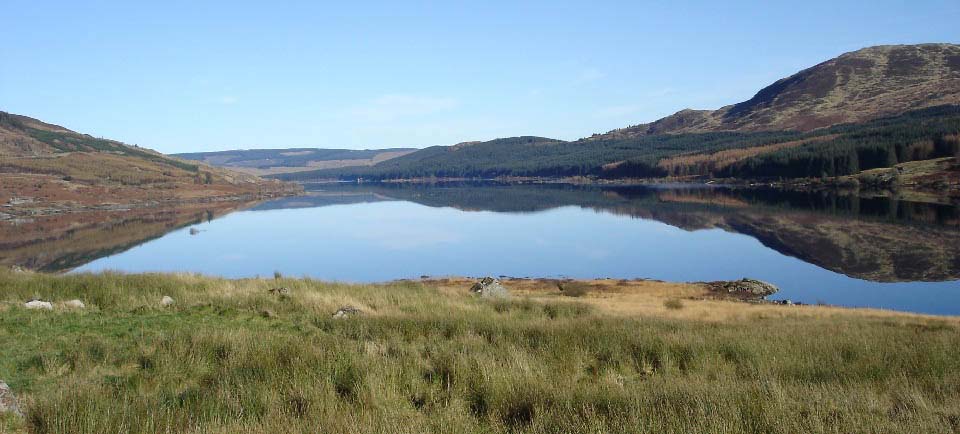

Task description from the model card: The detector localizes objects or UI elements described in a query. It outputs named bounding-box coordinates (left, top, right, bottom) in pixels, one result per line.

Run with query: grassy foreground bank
left=1, top=271, right=959, bottom=433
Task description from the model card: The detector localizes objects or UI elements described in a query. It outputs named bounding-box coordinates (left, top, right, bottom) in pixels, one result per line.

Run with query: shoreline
left=418, top=276, right=960, bottom=321
left=294, top=171, right=960, bottom=205
left=0, top=188, right=302, bottom=221
left=6, top=269, right=956, bottom=321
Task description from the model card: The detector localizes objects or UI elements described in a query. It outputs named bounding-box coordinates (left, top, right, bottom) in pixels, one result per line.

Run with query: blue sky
left=3, top=1, right=958, bottom=153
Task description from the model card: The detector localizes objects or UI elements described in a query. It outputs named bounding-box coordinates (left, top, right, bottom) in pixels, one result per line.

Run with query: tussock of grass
left=559, top=282, right=590, bottom=297
left=1, top=270, right=959, bottom=433
left=664, top=298, right=685, bottom=310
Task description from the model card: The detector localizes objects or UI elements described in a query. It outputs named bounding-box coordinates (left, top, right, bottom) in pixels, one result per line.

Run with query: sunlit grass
left=1, top=270, right=959, bottom=433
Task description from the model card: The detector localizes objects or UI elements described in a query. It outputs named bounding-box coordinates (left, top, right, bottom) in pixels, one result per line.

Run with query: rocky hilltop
left=594, top=44, right=960, bottom=138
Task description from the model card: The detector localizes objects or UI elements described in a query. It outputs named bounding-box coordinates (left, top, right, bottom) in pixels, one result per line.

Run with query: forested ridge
left=275, top=105, right=960, bottom=182
left=717, top=105, right=960, bottom=178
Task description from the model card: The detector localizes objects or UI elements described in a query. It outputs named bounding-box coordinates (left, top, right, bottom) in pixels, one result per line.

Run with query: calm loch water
left=4, top=183, right=959, bottom=315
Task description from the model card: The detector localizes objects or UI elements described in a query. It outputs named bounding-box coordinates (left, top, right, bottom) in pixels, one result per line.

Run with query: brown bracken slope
left=0, top=111, right=300, bottom=216
left=593, top=44, right=960, bottom=139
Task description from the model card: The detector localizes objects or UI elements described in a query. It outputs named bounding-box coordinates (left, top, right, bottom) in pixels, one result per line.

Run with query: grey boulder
left=470, top=277, right=510, bottom=298
left=24, top=299, right=53, bottom=310
left=707, top=278, right=779, bottom=298
left=0, top=381, right=21, bottom=417
left=332, top=305, right=362, bottom=319
left=63, top=299, right=86, bottom=309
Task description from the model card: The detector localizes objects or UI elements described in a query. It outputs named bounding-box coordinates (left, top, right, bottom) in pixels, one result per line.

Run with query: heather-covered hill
left=0, top=111, right=299, bottom=215
left=593, top=43, right=960, bottom=139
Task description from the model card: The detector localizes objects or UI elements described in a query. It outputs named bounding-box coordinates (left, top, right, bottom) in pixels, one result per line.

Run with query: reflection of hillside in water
left=0, top=201, right=255, bottom=272
left=4, top=182, right=958, bottom=282
left=248, top=189, right=393, bottom=211
left=328, top=182, right=960, bottom=283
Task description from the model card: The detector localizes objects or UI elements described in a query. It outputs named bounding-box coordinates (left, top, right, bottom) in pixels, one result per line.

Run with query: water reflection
left=2, top=182, right=958, bottom=290
left=285, top=182, right=960, bottom=283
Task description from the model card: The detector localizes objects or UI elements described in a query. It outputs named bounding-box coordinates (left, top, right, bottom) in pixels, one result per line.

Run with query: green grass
left=1, top=271, right=959, bottom=433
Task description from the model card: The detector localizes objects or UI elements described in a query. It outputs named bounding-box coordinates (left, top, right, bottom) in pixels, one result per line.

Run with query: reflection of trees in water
left=317, top=182, right=960, bottom=282
left=323, top=182, right=958, bottom=228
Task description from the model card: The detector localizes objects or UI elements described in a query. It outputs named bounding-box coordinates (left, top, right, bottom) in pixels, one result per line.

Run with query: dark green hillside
left=275, top=132, right=804, bottom=181
left=273, top=106, right=960, bottom=182
left=718, top=106, right=960, bottom=178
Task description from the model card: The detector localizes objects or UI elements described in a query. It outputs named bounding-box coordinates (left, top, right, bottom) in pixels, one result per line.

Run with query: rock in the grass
left=332, top=305, right=362, bottom=319
left=24, top=299, right=53, bottom=310
left=160, top=296, right=175, bottom=307
left=63, top=299, right=86, bottom=309
left=10, top=265, right=25, bottom=273
left=469, top=277, right=509, bottom=298
left=268, top=287, right=290, bottom=296
left=706, top=278, right=779, bottom=298
left=0, top=381, right=22, bottom=417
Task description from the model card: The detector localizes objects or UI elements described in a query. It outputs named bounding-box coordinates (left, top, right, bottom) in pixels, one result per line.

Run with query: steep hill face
left=0, top=111, right=299, bottom=216
left=595, top=43, right=960, bottom=139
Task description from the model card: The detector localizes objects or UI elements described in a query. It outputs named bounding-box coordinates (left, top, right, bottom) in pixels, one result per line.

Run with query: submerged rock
left=470, top=277, right=510, bottom=298
left=0, top=381, right=22, bottom=417
left=332, top=305, right=362, bottom=319
left=160, top=296, right=175, bottom=307
left=706, top=278, right=779, bottom=298
left=24, top=299, right=53, bottom=310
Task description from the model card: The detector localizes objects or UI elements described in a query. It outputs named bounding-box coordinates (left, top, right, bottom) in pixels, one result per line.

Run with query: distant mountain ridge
left=593, top=43, right=960, bottom=139
left=174, top=147, right=417, bottom=176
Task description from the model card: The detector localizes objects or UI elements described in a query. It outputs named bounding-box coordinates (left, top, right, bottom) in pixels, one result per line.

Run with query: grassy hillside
left=1, top=112, right=194, bottom=171
left=1, top=271, right=958, bottom=433
left=174, top=148, right=416, bottom=176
